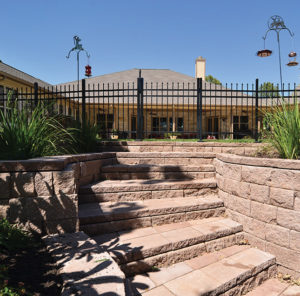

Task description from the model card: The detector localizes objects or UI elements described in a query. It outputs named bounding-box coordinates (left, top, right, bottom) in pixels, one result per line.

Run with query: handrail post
left=255, top=78, right=259, bottom=142
left=197, top=78, right=203, bottom=141
left=81, top=79, right=86, bottom=128
left=137, top=73, right=144, bottom=140
left=34, top=82, right=39, bottom=107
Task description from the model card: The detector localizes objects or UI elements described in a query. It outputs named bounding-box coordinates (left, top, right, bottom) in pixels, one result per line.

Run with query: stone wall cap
left=98, top=141, right=263, bottom=147
left=0, top=152, right=116, bottom=172
left=217, top=153, right=300, bottom=170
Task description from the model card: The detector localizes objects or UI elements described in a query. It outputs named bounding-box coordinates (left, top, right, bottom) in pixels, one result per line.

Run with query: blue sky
left=1, top=0, right=300, bottom=86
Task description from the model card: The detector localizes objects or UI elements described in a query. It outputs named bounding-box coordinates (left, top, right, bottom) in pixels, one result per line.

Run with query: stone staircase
left=78, top=151, right=278, bottom=295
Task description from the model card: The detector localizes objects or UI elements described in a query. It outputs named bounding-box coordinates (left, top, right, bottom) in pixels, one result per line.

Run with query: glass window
left=107, top=114, right=114, bottom=129
left=169, top=117, right=173, bottom=131
left=240, top=116, right=249, bottom=131
left=177, top=118, right=184, bottom=132
left=152, top=117, right=159, bottom=132
left=0, top=85, right=4, bottom=107
left=160, top=117, right=167, bottom=132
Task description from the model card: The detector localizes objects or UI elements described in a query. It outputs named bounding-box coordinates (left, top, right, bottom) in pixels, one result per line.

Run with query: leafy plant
left=65, top=118, right=99, bottom=153
left=0, top=219, right=35, bottom=253
left=111, top=129, right=119, bottom=135
left=164, top=132, right=181, bottom=138
left=0, top=93, right=76, bottom=160
left=262, top=99, right=300, bottom=159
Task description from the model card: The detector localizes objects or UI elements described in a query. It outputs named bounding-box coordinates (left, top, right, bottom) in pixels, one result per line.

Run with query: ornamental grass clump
left=263, top=99, right=300, bottom=159
left=0, top=93, right=76, bottom=160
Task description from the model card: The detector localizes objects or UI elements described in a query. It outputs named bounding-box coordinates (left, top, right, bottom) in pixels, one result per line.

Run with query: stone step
left=93, top=217, right=243, bottom=276
left=245, top=278, right=299, bottom=296
left=79, top=178, right=217, bottom=203
left=127, top=246, right=276, bottom=295
left=79, top=195, right=225, bottom=235
left=115, top=152, right=215, bottom=166
left=100, top=164, right=215, bottom=180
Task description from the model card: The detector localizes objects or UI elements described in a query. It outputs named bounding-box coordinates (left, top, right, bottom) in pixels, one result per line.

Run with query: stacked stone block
left=215, top=153, right=300, bottom=278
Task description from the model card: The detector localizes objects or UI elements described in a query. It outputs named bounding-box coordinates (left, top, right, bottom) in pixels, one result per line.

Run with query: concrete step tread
left=79, top=195, right=223, bottom=223
left=115, top=152, right=216, bottom=158
left=127, top=246, right=276, bottom=295
left=245, top=278, right=298, bottom=296
left=79, top=178, right=216, bottom=194
left=93, top=217, right=242, bottom=264
left=101, top=164, right=215, bottom=173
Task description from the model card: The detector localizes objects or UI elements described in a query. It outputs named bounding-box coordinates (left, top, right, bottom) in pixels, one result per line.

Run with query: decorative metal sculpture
left=66, top=36, right=91, bottom=82
left=257, top=15, right=297, bottom=89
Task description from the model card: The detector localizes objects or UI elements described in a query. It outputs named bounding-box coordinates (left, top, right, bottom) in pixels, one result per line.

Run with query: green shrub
left=73, top=121, right=99, bottom=153
left=0, top=219, right=35, bottom=253
left=263, top=99, right=300, bottom=159
left=0, top=93, right=76, bottom=160
left=63, top=117, right=99, bottom=153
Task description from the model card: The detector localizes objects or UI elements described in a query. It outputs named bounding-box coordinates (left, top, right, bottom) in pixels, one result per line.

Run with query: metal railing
left=0, top=77, right=298, bottom=141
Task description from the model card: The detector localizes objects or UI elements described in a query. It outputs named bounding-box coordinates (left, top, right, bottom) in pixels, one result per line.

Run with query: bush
left=72, top=121, right=99, bottom=153
left=0, top=219, right=35, bottom=254
left=263, top=99, right=300, bottom=159
left=0, top=93, right=76, bottom=160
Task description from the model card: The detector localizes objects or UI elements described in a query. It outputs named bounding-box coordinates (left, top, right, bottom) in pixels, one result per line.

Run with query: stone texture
left=34, top=172, right=53, bottom=196
left=142, top=285, right=174, bottom=296
left=249, top=183, right=269, bottom=203
left=277, top=207, right=300, bottom=232
left=0, top=199, right=9, bottom=218
left=242, top=165, right=272, bottom=185
left=0, top=173, right=10, bottom=199
left=295, top=196, right=300, bottom=211
left=265, top=224, right=290, bottom=248
left=250, top=201, right=277, bottom=223
left=53, top=164, right=78, bottom=195
left=269, top=187, right=294, bottom=209
left=282, top=285, right=300, bottom=296
left=266, top=242, right=300, bottom=272
left=246, top=218, right=266, bottom=240
left=43, top=232, right=125, bottom=296
left=245, top=278, right=289, bottom=296
left=289, top=230, right=300, bottom=252
left=11, top=172, right=35, bottom=197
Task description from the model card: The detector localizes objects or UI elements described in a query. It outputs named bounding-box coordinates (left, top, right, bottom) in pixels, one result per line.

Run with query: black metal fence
left=0, top=77, right=299, bottom=141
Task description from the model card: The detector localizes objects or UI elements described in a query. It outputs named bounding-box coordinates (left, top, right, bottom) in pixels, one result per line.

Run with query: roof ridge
left=0, top=61, right=51, bottom=86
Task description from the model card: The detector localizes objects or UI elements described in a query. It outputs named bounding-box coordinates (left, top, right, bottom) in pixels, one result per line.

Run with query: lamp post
left=66, top=35, right=91, bottom=85
left=257, top=15, right=297, bottom=90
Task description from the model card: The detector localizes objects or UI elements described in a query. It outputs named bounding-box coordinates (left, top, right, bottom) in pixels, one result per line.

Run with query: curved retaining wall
left=214, top=153, right=300, bottom=277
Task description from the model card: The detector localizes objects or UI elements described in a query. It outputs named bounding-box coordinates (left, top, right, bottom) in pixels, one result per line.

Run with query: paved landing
left=246, top=278, right=300, bottom=296
left=126, top=246, right=276, bottom=296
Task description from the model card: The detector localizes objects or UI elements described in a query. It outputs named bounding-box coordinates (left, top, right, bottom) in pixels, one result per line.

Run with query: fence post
left=255, top=78, right=259, bottom=142
left=81, top=79, right=86, bottom=128
left=137, top=71, right=144, bottom=140
left=34, top=82, right=38, bottom=107
left=197, top=78, right=203, bottom=141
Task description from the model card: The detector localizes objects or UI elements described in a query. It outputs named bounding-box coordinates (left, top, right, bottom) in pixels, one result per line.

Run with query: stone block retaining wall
left=98, top=141, right=263, bottom=155
left=0, top=153, right=116, bottom=234
left=215, top=153, right=300, bottom=277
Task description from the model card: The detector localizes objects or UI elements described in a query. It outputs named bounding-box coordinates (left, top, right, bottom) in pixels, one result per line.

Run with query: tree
left=205, top=75, right=221, bottom=85
left=259, top=82, right=280, bottom=98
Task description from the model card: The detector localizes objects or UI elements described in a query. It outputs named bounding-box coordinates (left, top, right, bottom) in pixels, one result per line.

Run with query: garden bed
left=0, top=220, right=62, bottom=296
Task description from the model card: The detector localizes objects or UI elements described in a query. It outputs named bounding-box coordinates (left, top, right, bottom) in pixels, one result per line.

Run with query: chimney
left=195, top=56, right=206, bottom=79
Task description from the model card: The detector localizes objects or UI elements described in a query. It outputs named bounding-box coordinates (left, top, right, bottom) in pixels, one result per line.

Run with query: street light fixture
left=257, top=15, right=297, bottom=89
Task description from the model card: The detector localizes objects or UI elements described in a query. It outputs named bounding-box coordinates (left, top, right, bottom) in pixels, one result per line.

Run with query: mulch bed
left=1, top=238, right=62, bottom=296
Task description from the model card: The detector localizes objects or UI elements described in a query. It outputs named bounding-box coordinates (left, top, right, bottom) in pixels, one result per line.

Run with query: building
left=0, top=61, right=53, bottom=111
left=57, top=57, right=263, bottom=139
